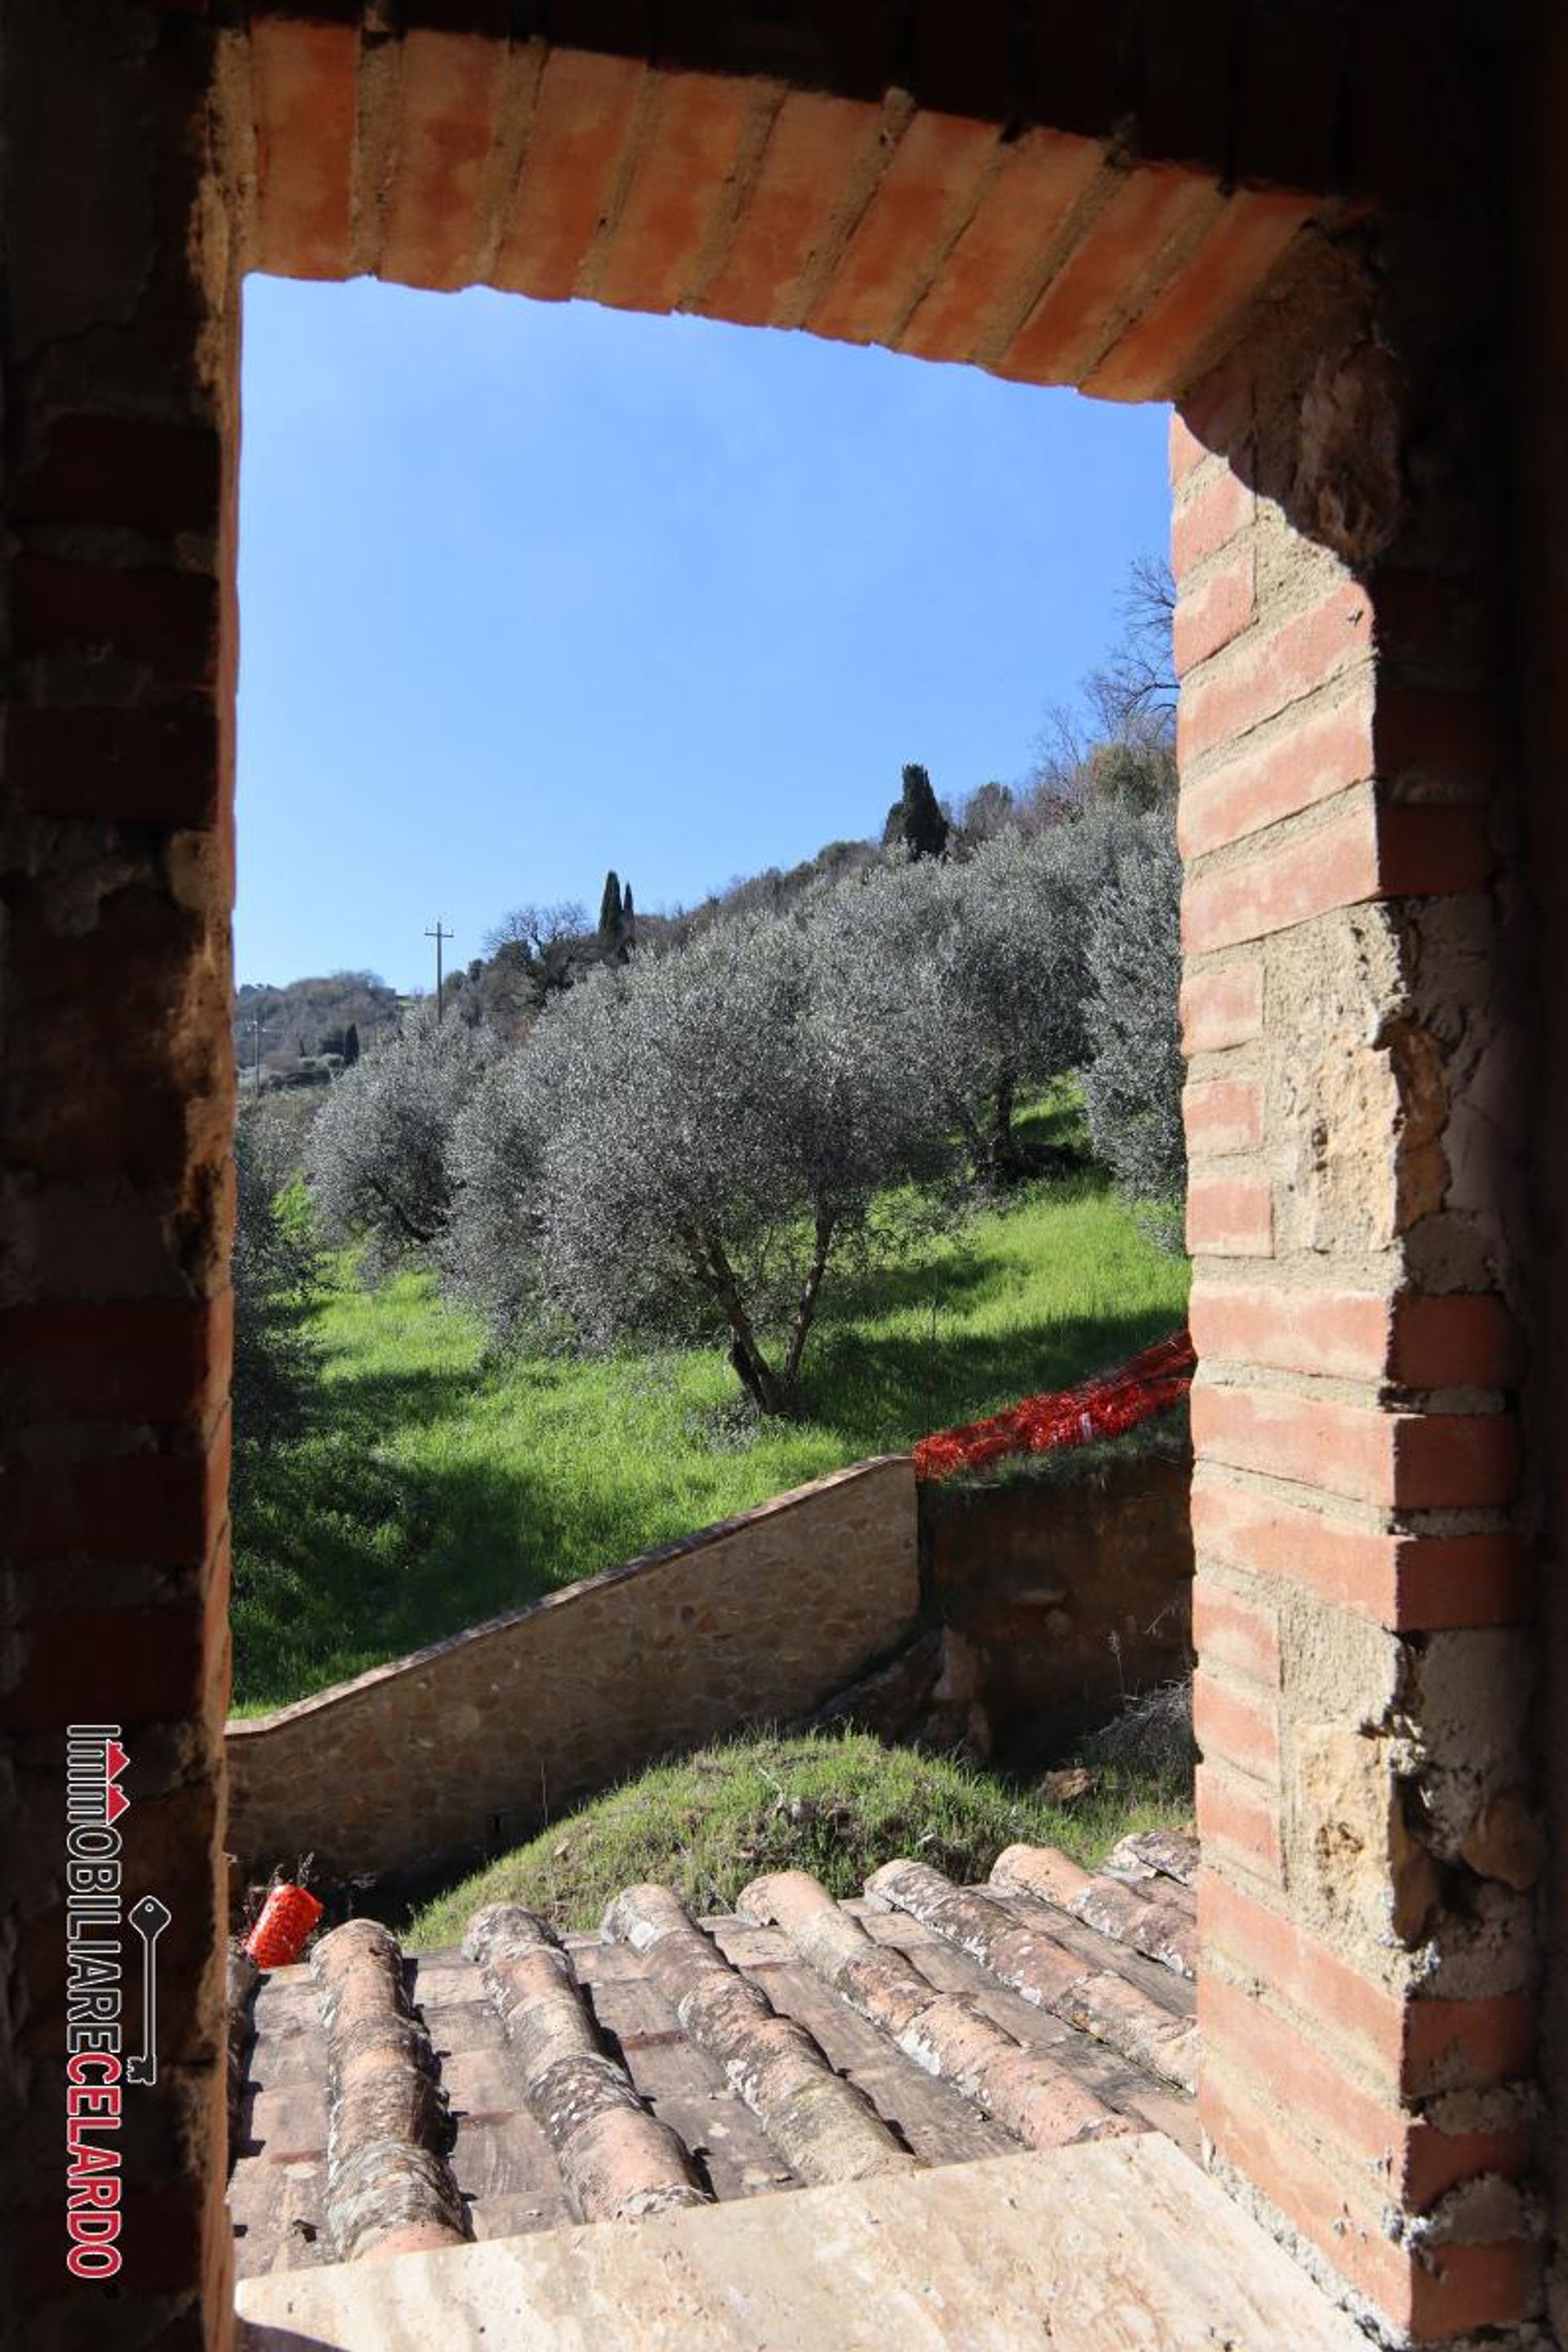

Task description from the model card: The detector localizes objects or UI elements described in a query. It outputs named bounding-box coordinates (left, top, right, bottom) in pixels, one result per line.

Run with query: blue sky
left=236, top=275, right=1170, bottom=992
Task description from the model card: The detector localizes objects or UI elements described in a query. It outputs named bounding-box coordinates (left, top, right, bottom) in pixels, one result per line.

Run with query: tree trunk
left=782, top=1211, right=835, bottom=1391
left=988, top=1071, right=1023, bottom=1185
left=680, top=1227, right=789, bottom=1414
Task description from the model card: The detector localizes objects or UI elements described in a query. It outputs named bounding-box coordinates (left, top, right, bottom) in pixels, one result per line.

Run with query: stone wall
left=921, top=1450, right=1194, bottom=1762
left=229, top=1446, right=1200, bottom=1896
left=227, top=1459, right=919, bottom=1889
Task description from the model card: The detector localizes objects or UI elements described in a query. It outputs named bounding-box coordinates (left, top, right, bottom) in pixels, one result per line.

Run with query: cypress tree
left=885, top=763, right=951, bottom=861
left=343, top=1021, right=360, bottom=1067
left=598, top=869, right=623, bottom=943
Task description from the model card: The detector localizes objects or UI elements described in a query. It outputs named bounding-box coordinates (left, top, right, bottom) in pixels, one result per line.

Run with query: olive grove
left=306, top=787, right=1184, bottom=1414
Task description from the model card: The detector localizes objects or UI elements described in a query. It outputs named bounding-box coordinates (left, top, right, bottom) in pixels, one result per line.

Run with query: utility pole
left=425, top=920, right=454, bottom=1023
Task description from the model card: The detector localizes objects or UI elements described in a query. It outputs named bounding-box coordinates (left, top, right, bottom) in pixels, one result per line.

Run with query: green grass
left=231, top=1148, right=1188, bottom=1713
left=405, top=1729, right=1192, bottom=1949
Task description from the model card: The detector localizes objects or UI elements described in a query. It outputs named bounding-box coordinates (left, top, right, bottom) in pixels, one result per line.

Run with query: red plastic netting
left=912, top=1327, right=1195, bottom=1482
left=244, top=1882, right=323, bottom=1969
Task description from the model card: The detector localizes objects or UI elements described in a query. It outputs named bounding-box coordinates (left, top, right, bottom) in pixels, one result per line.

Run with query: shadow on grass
left=231, top=1166, right=1185, bottom=1711
left=230, top=1343, right=564, bottom=1710
left=800, top=1303, right=1183, bottom=1453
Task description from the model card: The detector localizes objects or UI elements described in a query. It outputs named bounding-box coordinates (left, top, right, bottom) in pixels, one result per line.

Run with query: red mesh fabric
left=912, top=1328, right=1195, bottom=1481
left=244, top=1883, right=324, bottom=1969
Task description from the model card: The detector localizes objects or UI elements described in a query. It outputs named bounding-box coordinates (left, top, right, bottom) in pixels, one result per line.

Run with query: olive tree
left=449, top=913, right=951, bottom=1413
left=1081, top=808, right=1186, bottom=1203
left=231, top=1102, right=323, bottom=1477
left=812, top=834, right=1087, bottom=1186
left=306, top=1010, right=496, bottom=1276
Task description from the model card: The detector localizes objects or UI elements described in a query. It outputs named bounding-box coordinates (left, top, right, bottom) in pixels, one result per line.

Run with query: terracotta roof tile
left=229, top=1838, right=1200, bottom=2282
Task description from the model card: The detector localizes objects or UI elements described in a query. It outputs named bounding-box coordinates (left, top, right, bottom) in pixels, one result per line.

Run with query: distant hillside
left=234, top=971, right=400, bottom=1085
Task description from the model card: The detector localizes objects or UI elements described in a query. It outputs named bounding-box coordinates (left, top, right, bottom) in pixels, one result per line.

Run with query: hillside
left=234, top=970, right=401, bottom=1084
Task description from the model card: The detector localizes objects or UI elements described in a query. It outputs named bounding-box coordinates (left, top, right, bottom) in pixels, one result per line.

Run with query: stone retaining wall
left=226, top=1458, right=920, bottom=1888
left=921, top=1450, right=1196, bottom=1764
left=227, top=1445, right=1199, bottom=1895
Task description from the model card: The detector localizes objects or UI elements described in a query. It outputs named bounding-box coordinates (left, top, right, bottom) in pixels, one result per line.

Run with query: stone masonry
left=227, top=1459, right=920, bottom=1891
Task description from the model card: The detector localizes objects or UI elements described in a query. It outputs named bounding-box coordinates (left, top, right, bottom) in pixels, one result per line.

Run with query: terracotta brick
left=1391, top=1291, right=1525, bottom=1389
left=0, top=1291, right=232, bottom=1423
left=1085, top=187, right=1313, bottom=402
left=1192, top=1581, right=1280, bottom=1687
left=1169, top=410, right=1208, bottom=483
left=1406, top=1998, right=1541, bottom=2104
left=1178, top=691, right=1374, bottom=860
left=1190, top=1282, right=1392, bottom=1381
left=8, top=703, right=220, bottom=826
left=1185, top=1174, right=1272, bottom=1257
left=1170, top=461, right=1253, bottom=577
left=1171, top=359, right=1254, bottom=476
left=491, top=47, right=645, bottom=301
left=252, top=14, right=358, bottom=278
left=1178, top=957, right=1263, bottom=1052
left=13, top=557, right=219, bottom=687
left=1182, top=1076, right=1263, bottom=1157
left=6, top=889, right=229, bottom=1187
left=1190, top=1476, right=1532, bottom=1630
left=1177, top=580, right=1373, bottom=767
left=1191, top=1382, right=1520, bottom=1510
left=1195, top=1762, right=1282, bottom=1881
left=1201, top=1972, right=1530, bottom=2211
left=701, top=90, right=884, bottom=330
left=13, top=1419, right=229, bottom=1570
left=1184, top=796, right=1356, bottom=955
left=1191, top=1284, right=1521, bottom=1391
left=1201, top=2064, right=1541, bottom=2340
left=1193, top=1668, right=1280, bottom=1780
left=1200, top=1871, right=1539, bottom=2098
left=595, top=69, right=759, bottom=316
left=380, top=27, right=508, bottom=291
left=1000, top=166, right=1219, bottom=388
left=1183, top=794, right=1494, bottom=955
left=12, top=1599, right=212, bottom=1729
left=808, top=109, right=1000, bottom=350
left=1172, top=542, right=1255, bottom=676
left=11, top=416, right=222, bottom=532
left=900, top=127, right=1104, bottom=366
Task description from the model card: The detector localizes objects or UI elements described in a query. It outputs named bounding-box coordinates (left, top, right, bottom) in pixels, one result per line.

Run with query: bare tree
left=483, top=901, right=590, bottom=960
left=1025, top=555, right=1178, bottom=824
